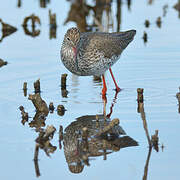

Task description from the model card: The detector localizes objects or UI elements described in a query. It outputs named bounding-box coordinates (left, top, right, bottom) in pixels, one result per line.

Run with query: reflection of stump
left=151, top=130, right=159, bottom=152
left=137, top=88, right=144, bottom=113
left=156, top=17, right=162, bottom=28
left=61, top=74, right=68, bottom=98
left=0, top=59, right=8, bottom=67
left=39, top=0, right=50, bottom=8
left=19, top=106, right=29, bottom=125
left=61, top=89, right=68, bottom=98
left=49, top=102, right=55, bottom=113
left=173, top=2, right=180, bottom=18
left=64, top=0, right=91, bottom=32
left=17, top=0, right=21, bottom=7
left=28, top=93, right=49, bottom=114
left=176, top=91, right=180, bottom=113
left=144, top=20, right=150, bottom=28
left=143, top=31, right=148, bottom=44
left=0, top=19, right=17, bottom=42
left=93, top=75, right=102, bottom=82
left=22, top=14, right=41, bottom=37
left=61, top=74, right=67, bottom=89
left=137, top=88, right=144, bottom=102
left=57, top=105, right=65, bottom=116
left=59, top=125, right=63, bottom=149
left=28, top=111, right=46, bottom=129
left=34, top=79, right=41, bottom=93
left=49, top=10, right=57, bottom=39
left=23, top=82, right=27, bottom=96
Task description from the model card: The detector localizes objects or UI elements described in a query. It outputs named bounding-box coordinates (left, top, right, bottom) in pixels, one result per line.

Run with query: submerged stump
left=34, top=79, right=41, bottom=93
left=61, top=74, right=68, bottom=89
left=28, top=93, right=49, bottom=114
left=23, top=82, right=27, bottom=96
left=57, top=105, right=65, bottom=116
left=49, top=102, right=55, bottom=113
left=176, top=88, right=180, bottom=113
left=0, top=59, right=8, bottom=67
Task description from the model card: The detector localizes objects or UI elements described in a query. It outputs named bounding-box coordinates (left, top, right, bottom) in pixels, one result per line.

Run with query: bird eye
left=67, top=37, right=70, bottom=41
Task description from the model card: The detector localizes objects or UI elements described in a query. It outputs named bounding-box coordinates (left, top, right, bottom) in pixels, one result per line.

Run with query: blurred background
left=0, top=0, right=180, bottom=179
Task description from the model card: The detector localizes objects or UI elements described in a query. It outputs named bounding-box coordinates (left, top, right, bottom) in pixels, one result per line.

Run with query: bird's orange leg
left=102, top=75, right=107, bottom=100
left=109, top=68, right=121, bottom=92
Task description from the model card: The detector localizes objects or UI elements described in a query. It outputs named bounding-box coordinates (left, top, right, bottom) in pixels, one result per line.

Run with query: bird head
left=63, top=27, right=80, bottom=49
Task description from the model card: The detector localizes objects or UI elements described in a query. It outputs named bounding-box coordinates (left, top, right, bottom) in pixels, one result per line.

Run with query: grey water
left=0, top=0, right=180, bottom=179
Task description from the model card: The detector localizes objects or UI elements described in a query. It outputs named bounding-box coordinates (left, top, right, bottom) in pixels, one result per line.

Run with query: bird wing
left=77, top=31, right=135, bottom=60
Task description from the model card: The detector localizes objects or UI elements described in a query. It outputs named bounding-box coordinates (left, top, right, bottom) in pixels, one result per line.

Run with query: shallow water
left=0, top=0, right=180, bottom=179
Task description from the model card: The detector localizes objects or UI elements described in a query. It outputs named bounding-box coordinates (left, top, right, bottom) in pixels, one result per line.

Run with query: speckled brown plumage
left=60, top=27, right=136, bottom=76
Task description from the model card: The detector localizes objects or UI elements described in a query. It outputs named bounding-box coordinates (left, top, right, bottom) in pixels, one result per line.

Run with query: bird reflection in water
left=62, top=92, right=138, bottom=173
left=63, top=115, right=138, bottom=173
left=20, top=90, right=138, bottom=176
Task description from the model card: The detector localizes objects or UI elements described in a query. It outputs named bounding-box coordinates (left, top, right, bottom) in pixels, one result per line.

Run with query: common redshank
left=60, top=27, right=136, bottom=97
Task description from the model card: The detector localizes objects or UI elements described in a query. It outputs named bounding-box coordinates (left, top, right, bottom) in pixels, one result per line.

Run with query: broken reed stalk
left=137, top=88, right=144, bottom=103
left=82, top=127, right=89, bottom=152
left=61, top=74, right=68, bottom=97
left=34, top=79, right=41, bottom=93
left=103, top=140, right=107, bottom=160
left=96, top=114, right=99, bottom=128
left=57, top=105, right=65, bottom=116
left=151, top=130, right=159, bottom=152
left=61, top=74, right=67, bottom=89
left=19, top=105, right=29, bottom=124
left=49, top=102, right=55, bottom=112
left=144, top=19, right=150, bottom=28
left=95, top=118, right=119, bottom=137
left=139, top=103, right=152, bottom=147
left=156, top=17, right=162, bottom=28
left=34, top=144, right=40, bottom=177
left=23, top=82, right=27, bottom=96
left=28, top=93, right=49, bottom=114
left=143, top=31, right=148, bottom=43
left=17, top=0, right=21, bottom=7
left=137, top=88, right=144, bottom=113
left=59, top=125, right=63, bottom=149
left=34, top=143, right=39, bottom=161
left=82, top=154, right=90, bottom=166
left=176, top=90, right=180, bottom=113
left=93, top=75, right=102, bottom=82
left=49, top=10, right=57, bottom=39
left=23, top=82, right=27, bottom=90
left=49, top=10, right=57, bottom=27
left=82, top=127, right=88, bottom=141
left=142, top=146, right=152, bottom=180
left=138, top=89, right=159, bottom=149
left=59, top=125, right=63, bottom=140
left=0, top=59, right=8, bottom=67
left=44, top=125, right=56, bottom=139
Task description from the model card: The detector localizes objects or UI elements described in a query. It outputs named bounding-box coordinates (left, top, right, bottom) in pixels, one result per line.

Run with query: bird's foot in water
left=115, top=86, right=121, bottom=93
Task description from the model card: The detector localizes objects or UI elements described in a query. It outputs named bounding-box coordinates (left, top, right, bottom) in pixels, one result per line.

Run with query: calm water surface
left=0, top=0, right=180, bottom=179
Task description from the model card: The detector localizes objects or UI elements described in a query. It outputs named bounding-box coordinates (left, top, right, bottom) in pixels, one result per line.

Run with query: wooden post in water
left=176, top=87, right=180, bottom=113
left=61, top=74, right=68, bottom=97
left=137, top=88, right=144, bottom=113
left=57, top=105, right=65, bottom=116
left=34, top=79, right=41, bottom=93
left=23, top=82, right=27, bottom=96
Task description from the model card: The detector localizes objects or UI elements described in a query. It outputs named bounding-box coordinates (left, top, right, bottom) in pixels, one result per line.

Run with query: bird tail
left=117, top=30, right=136, bottom=42
left=113, top=30, right=136, bottom=49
